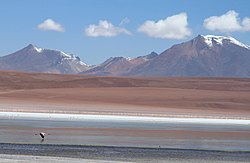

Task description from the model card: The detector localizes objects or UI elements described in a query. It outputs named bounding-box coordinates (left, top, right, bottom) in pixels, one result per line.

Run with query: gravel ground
left=0, top=143, right=250, bottom=162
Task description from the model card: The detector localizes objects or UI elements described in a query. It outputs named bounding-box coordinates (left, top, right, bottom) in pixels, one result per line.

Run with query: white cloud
left=37, top=19, right=65, bottom=32
left=85, top=20, right=131, bottom=37
left=138, top=13, right=191, bottom=39
left=204, top=10, right=250, bottom=32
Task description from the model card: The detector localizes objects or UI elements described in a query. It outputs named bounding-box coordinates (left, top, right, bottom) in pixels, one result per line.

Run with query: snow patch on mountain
left=31, top=45, right=89, bottom=67
left=34, top=46, right=43, bottom=53
left=202, top=35, right=250, bottom=50
left=59, top=51, right=72, bottom=58
left=125, top=57, right=132, bottom=61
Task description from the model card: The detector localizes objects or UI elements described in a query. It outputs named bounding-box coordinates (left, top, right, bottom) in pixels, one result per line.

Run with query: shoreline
left=1, top=111, right=250, bottom=125
left=1, top=109, right=250, bottom=120
left=1, top=100, right=250, bottom=120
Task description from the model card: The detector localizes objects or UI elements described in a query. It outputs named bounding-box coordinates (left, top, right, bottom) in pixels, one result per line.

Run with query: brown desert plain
left=0, top=70, right=250, bottom=118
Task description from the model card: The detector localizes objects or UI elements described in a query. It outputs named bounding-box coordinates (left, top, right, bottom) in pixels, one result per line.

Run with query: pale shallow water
left=0, top=112, right=250, bottom=151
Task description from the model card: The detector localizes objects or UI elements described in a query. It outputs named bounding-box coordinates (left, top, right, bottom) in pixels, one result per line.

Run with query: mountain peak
left=25, top=44, right=43, bottom=53
left=137, top=52, right=158, bottom=60
left=0, top=44, right=89, bottom=74
left=27, top=44, right=35, bottom=48
left=146, top=52, right=158, bottom=59
left=23, top=44, right=88, bottom=65
left=199, top=35, right=250, bottom=50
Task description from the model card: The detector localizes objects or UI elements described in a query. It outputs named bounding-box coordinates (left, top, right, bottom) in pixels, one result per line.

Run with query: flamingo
left=40, top=132, right=46, bottom=139
left=35, top=132, right=49, bottom=139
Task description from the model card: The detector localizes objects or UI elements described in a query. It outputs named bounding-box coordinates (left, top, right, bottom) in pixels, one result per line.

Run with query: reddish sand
left=0, top=70, right=250, bottom=118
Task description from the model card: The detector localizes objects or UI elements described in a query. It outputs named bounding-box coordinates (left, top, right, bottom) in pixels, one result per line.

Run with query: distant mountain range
left=82, top=52, right=158, bottom=76
left=1, top=35, right=250, bottom=77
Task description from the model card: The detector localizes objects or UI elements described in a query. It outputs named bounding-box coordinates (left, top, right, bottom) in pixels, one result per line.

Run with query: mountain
left=81, top=52, right=158, bottom=76
left=125, top=35, right=250, bottom=77
left=1, top=35, right=250, bottom=77
left=0, top=44, right=89, bottom=74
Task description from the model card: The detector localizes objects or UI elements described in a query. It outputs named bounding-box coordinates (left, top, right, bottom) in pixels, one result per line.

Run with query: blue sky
left=0, top=0, right=250, bottom=65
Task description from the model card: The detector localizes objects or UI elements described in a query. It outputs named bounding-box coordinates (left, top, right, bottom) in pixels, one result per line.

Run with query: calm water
left=0, top=117, right=250, bottom=151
